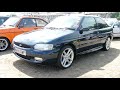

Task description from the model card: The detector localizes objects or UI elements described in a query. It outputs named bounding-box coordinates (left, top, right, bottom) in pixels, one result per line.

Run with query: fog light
left=34, top=57, right=43, bottom=61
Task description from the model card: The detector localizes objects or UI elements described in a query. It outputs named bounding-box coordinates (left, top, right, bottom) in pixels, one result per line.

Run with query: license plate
left=14, top=47, right=26, bottom=56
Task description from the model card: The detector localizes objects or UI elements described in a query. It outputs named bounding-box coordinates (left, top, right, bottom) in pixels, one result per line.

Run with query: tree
left=110, top=12, right=120, bottom=20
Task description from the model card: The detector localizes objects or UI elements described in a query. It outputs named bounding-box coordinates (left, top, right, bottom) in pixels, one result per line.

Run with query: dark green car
left=13, top=15, right=113, bottom=69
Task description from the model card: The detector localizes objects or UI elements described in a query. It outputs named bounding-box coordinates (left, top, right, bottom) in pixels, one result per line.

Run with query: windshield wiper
left=46, top=27, right=64, bottom=30
left=2, top=25, right=6, bottom=27
left=46, top=27, right=57, bottom=29
left=9, top=25, right=14, bottom=27
left=46, top=27, right=75, bottom=30
left=65, top=27, right=75, bottom=30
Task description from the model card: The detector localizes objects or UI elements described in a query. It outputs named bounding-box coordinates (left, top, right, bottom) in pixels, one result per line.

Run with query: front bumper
left=13, top=45, right=60, bottom=64
left=113, top=33, right=120, bottom=37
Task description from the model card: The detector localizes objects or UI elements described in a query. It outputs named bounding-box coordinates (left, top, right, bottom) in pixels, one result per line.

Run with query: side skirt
left=77, top=46, right=103, bottom=55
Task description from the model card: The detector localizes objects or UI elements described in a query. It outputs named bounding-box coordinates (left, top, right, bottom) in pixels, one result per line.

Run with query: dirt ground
left=0, top=38, right=120, bottom=78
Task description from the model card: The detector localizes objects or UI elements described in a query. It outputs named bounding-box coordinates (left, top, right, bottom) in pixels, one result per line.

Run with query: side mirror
left=113, top=25, right=118, bottom=28
left=79, top=28, right=89, bottom=34
left=18, top=24, right=24, bottom=29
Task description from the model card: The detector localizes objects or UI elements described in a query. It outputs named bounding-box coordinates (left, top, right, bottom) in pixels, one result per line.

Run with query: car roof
left=21, top=16, right=42, bottom=18
left=0, top=16, right=9, bottom=18
left=7, top=16, right=43, bottom=19
left=6, top=16, right=47, bottom=22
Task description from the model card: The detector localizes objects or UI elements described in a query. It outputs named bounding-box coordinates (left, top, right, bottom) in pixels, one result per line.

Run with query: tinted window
left=36, top=19, right=47, bottom=27
left=114, top=21, right=120, bottom=27
left=118, top=22, right=120, bottom=27
left=95, top=17, right=108, bottom=29
left=81, top=17, right=97, bottom=30
left=2, top=17, right=20, bottom=27
left=0, top=17, right=9, bottom=25
left=19, top=18, right=36, bottom=27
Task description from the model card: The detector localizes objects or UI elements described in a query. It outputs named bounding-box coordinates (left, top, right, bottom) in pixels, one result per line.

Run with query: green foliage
left=110, top=12, right=120, bottom=20
left=117, top=17, right=120, bottom=20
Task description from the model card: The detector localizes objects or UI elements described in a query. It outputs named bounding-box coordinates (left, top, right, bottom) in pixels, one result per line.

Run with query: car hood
left=0, top=26, right=14, bottom=29
left=14, top=29, right=74, bottom=45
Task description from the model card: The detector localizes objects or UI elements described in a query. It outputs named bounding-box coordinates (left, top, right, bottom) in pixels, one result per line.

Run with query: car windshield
left=0, top=17, right=9, bottom=25
left=1, top=17, right=20, bottom=27
left=45, top=16, right=81, bottom=30
left=104, top=18, right=118, bottom=26
left=106, top=21, right=114, bottom=26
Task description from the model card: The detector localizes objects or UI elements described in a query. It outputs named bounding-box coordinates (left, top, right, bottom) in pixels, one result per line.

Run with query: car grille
left=14, top=42, right=31, bottom=48
left=16, top=53, right=34, bottom=60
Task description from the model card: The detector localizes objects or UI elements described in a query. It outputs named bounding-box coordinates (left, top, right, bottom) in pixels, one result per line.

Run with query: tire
left=0, top=38, right=10, bottom=51
left=57, top=45, right=75, bottom=69
left=103, top=37, right=111, bottom=51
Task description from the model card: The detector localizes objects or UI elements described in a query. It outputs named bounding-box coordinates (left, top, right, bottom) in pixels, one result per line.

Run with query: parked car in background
left=0, top=16, right=48, bottom=51
left=0, top=16, right=9, bottom=25
left=103, top=18, right=120, bottom=37
left=12, top=15, right=113, bottom=69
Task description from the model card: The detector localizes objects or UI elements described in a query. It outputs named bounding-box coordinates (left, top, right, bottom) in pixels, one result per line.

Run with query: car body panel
left=13, top=29, right=75, bottom=45
left=13, top=44, right=59, bottom=61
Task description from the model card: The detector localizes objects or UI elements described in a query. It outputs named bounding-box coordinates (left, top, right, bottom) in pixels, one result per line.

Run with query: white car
left=103, top=18, right=120, bottom=37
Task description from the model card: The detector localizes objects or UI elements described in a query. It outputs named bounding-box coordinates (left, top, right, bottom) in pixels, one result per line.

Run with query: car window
left=95, top=17, right=108, bottom=29
left=114, top=22, right=120, bottom=27
left=2, top=17, right=20, bottom=27
left=81, top=17, right=97, bottom=30
left=36, top=19, right=47, bottom=27
left=0, top=17, right=9, bottom=25
left=19, top=18, right=36, bottom=27
left=118, top=22, right=120, bottom=27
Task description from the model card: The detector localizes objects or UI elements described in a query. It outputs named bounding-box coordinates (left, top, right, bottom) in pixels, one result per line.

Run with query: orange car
left=0, top=16, right=48, bottom=51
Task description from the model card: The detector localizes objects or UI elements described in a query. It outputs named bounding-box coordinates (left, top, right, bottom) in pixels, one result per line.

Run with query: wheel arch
left=108, top=33, right=113, bottom=40
left=60, top=43, right=77, bottom=56
left=108, top=35, right=112, bottom=39
left=0, top=37, right=10, bottom=44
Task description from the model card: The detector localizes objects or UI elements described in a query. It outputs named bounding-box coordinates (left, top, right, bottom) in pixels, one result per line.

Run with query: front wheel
left=57, top=46, right=75, bottom=69
left=0, top=38, right=10, bottom=51
left=103, top=37, right=111, bottom=51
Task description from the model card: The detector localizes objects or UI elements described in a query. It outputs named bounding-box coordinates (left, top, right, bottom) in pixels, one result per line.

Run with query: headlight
left=34, top=44, right=53, bottom=51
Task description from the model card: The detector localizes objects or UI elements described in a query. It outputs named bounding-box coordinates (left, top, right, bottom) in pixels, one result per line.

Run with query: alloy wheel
left=0, top=39, right=9, bottom=51
left=60, top=48, right=74, bottom=68
left=106, top=38, right=111, bottom=50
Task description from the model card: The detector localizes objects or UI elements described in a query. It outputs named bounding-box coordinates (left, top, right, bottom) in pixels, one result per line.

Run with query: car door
left=94, top=17, right=110, bottom=45
left=78, top=17, right=98, bottom=52
left=17, top=18, right=37, bottom=33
